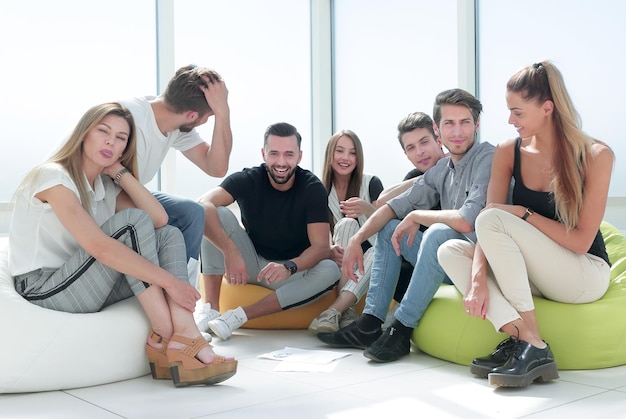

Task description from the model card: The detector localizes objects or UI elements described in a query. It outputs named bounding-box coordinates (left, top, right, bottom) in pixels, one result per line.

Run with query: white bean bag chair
left=0, top=238, right=151, bottom=393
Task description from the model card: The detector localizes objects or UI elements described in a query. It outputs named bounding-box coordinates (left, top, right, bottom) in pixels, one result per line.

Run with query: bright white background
left=477, top=0, right=626, bottom=196
left=0, top=0, right=624, bottom=202
left=333, top=0, right=458, bottom=190
left=171, top=0, right=312, bottom=199
left=0, top=0, right=157, bottom=195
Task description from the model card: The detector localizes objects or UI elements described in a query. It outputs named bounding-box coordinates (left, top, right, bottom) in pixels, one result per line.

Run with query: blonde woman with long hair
left=9, top=103, right=236, bottom=387
left=438, top=61, right=614, bottom=387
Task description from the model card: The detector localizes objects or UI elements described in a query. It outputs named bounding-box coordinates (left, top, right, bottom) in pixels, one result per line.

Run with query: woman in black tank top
left=438, top=61, right=614, bottom=388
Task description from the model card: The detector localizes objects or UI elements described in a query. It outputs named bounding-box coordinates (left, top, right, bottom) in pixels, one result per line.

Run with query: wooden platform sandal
left=166, top=335, right=238, bottom=387
left=145, top=331, right=171, bottom=380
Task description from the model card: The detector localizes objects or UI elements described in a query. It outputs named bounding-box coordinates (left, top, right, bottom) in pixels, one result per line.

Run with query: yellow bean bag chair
left=219, top=279, right=365, bottom=329
left=413, top=221, right=626, bottom=370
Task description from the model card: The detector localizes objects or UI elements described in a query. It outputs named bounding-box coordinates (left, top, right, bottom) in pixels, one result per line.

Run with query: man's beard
left=179, top=123, right=194, bottom=133
left=266, top=165, right=296, bottom=185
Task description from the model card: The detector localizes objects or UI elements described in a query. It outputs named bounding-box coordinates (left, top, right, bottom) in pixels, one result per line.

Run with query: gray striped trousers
left=13, top=208, right=188, bottom=313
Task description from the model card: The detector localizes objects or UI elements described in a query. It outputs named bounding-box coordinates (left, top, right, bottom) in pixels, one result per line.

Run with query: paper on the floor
left=258, top=346, right=351, bottom=372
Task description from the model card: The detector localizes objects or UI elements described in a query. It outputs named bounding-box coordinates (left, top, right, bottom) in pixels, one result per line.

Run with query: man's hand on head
left=200, top=76, right=229, bottom=117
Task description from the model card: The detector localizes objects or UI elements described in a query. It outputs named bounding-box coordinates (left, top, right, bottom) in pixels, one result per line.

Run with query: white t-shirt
left=9, top=163, right=118, bottom=276
left=117, top=97, right=204, bottom=184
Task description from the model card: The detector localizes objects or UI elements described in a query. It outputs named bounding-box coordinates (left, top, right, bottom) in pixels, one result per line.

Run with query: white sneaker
left=308, top=317, right=321, bottom=334
left=339, top=306, right=358, bottom=329
left=309, top=308, right=341, bottom=334
left=200, top=331, right=213, bottom=343
left=194, top=302, right=221, bottom=333
left=208, top=307, right=247, bottom=340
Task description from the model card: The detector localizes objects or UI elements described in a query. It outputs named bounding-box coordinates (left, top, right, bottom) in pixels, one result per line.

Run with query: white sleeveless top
left=327, top=173, right=377, bottom=247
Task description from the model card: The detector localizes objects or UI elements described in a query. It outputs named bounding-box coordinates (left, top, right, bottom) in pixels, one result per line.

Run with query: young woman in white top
left=309, top=130, right=383, bottom=333
left=9, top=103, right=236, bottom=387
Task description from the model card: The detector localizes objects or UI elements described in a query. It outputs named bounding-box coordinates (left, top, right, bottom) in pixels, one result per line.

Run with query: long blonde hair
left=16, top=103, right=138, bottom=214
left=507, top=61, right=595, bottom=229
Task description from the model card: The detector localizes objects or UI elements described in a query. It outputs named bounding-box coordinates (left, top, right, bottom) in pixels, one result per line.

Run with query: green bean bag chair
left=413, top=221, right=626, bottom=370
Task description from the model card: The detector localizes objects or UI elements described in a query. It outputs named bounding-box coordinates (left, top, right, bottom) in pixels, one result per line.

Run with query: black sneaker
left=470, top=337, right=517, bottom=378
left=488, top=340, right=559, bottom=387
left=316, top=321, right=382, bottom=349
left=363, top=326, right=410, bottom=363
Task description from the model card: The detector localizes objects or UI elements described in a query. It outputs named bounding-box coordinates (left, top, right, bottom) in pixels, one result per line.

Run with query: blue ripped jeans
left=363, top=221, right=466, bottom=328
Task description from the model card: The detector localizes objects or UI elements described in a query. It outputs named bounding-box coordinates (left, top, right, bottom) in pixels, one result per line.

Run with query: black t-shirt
left=221, top=164, right=329, bottom=260
left=358, top=175, right=384, bottom=252
left=403, top=168, right=423, bottom=181
left=368, top=175, right=384, bottom=202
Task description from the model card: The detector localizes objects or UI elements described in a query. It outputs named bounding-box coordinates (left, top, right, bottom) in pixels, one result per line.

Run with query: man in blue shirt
left=317, top=89, right=495, bottom=363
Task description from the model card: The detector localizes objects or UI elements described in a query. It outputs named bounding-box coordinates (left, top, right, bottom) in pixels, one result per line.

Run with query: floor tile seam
left=517, top=389, right=613, bottom=418
left=227, top=363, right=353, bottom=393
left=555, top=376, right=626, bottom=391
left=232, top=359, right=432, bottom=391
left=187, top=387, right=347, bottom=417
left=60, top=390, right=125, bottom=417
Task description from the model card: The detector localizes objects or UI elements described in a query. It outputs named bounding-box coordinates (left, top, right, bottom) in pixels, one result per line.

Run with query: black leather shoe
left=363, top=326, right=411, bottom=363
left=470, top=337, right=517, bottom=378
left=488, top=340, right=559, bottom=387
left=316, top=321, right=382, bottom=349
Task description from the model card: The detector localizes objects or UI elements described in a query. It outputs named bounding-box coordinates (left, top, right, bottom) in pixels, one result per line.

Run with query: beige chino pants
left=438, top=208, right=610, bottom=332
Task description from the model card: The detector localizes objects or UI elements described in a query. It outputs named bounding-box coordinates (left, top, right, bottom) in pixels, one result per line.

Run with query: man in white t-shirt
left=118, top=65, right=232, bottom=294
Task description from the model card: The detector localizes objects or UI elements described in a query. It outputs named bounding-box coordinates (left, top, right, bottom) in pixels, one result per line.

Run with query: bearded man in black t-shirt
left=197, top=122, right=340, bottom=340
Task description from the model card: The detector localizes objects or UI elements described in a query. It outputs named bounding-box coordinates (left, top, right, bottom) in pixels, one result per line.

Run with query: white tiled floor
left=1, top=329, right=626, bottom=419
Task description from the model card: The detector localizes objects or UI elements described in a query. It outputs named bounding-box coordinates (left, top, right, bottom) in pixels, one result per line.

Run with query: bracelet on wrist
left=113, top=168, right=130, bottom=185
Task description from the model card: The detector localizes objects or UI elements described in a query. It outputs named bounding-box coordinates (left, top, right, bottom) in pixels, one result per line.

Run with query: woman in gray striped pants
left=9, top=103, right=236, bottom=387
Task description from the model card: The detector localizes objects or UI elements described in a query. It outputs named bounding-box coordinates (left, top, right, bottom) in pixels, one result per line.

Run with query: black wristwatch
left=283, top=260, right=298, bottom=276
left=522, top=207, right=534, bottom=221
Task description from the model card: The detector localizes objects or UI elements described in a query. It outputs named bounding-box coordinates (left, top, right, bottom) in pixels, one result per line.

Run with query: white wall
left=332, top=0, right=459, bottom=190
left=0, top=0, right=158, bottom=201
left=477, top=0, right=626, bottom=197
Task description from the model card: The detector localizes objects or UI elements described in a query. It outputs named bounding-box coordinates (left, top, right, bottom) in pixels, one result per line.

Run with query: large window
left=2, top=0, right=624, bottom=205
left=0, top=1, right=156, bottom=202
left=477, top=0, right=626, bottom=196
left=332, top=0, right=460, bottom=189
left=170, top=0, right=312, bottom=200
